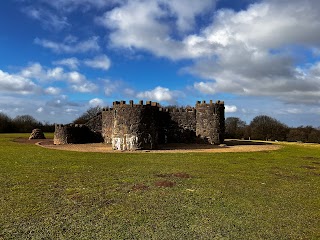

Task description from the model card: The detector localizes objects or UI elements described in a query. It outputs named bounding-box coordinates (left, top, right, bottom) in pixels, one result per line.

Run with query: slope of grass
left=0, top=134, right=319, bottom=239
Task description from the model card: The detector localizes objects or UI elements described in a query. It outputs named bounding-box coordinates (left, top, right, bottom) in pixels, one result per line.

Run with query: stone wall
left=102, top=108, right=114, bottom=144
left=54, top=124, right=102, bottom=145
left=158, top=108, right=197, bottom=143
left=111, top=100, right=159, bottom=150
left=54, top=99, right=225, bottom=149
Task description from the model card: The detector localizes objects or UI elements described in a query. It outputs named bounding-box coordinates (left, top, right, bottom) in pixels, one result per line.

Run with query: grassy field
left=0, top=134, right=319, bottom=239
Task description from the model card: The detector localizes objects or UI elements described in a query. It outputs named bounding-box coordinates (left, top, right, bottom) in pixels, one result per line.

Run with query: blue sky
left=1, top=0, right=320, bottom=126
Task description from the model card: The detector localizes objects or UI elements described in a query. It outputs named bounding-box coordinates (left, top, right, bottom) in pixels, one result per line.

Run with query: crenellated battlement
left=112, top=100, right=160, bottom=108
left=196, top=100, right=225, bottom=107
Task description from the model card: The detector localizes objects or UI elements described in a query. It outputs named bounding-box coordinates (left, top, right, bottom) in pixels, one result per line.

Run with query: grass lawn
left=0, top=133, right=319, bottom=239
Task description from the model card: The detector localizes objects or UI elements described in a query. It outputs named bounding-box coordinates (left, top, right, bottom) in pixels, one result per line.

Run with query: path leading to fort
left=16, top=138, right=281, bottom=153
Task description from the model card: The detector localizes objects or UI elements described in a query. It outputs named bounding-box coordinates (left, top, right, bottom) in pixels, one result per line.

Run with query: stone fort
left=54, top=100, right=225, bottom=150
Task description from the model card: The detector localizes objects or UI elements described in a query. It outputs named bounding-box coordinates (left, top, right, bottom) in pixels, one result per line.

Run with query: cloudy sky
left=1, top=0, right=320, bottom=126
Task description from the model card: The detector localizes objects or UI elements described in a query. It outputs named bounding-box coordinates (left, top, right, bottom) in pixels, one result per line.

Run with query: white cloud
left=225, top=105, right=237, bottom=113
left=20, top=63, right=65, bottom=81
left=68, top=71, right=86, bottom=84
left=136, top=86, right=180, bottom=102
left=36, top=107, right=44, bottom=113
left=0, top=70, right=38, bottom=94
left=184, top=0, right=320, bottom=104
left=66, top=71, right=98, bottom=93
left=89, top=98, right=104, bottom=106
left=84, top=55, right=111, bottom=70
left=53, top=57, right=80, bottom=69
left=98, top=0, right=188, bottom=60
left=98, top=0, right=320, bottom=104
left=45, top=87, right=61, bottom=95
left=34, top=36, right=100, bottom=54
left=71, top=82, right=97, bottom=93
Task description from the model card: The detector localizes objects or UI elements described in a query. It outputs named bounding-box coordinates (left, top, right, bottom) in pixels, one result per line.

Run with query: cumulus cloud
left=185, top=0, right=320, bottom=104
left=97, top=0, right=320, bottom=104
left=20, top=63, right=65, bottom=81
left=0, top=70, right=38, bottom=94
left=136, top=86, right=181, bottom=103
left=89, top=98, right=104, bottom=106
left=84, top=55, right=111, bottom=70
left=34, top=36, right=100, bottom=54
left=98, top=0, right=188, bottom=60
left=225, top=105, right=237, bottom=113
left=71, top=82, right=97, bottom=93
left=66, top=71, right=98, bottom=93
left=53, top=57, right=80, bottom=69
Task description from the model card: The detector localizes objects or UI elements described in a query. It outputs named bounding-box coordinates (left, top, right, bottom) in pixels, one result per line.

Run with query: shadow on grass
left=225, top=139, right=273, bottom=146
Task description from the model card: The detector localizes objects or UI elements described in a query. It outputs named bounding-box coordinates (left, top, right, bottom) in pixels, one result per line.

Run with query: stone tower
left=110, top=100, right=159, bottom=150
left=195, top=100, right=225, bottom=144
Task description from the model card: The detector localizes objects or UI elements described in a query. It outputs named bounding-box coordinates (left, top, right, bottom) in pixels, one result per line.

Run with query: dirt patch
left=155, top=180, right=176, bottom=188
left=13, top=138, right=281, bottom=153
left=131, top=184, right=149, bottom=191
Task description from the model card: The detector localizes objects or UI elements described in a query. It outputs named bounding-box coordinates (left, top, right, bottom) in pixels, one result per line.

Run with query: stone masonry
left=54, top=100, right=225, bottom=150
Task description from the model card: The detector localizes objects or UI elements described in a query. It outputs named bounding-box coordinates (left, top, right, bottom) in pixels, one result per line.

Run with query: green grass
left=1, top=134, right=320, bottom=239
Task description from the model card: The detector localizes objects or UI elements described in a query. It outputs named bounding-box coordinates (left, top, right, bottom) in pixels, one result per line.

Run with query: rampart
left=54, top=100, right=225, bottom=150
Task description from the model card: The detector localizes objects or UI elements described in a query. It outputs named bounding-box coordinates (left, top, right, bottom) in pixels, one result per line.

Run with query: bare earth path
left=15, top=138, right=281, bottom=153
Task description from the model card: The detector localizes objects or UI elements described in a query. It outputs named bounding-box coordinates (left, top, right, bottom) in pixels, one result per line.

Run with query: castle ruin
left=54, top=100, right=225, bottom=150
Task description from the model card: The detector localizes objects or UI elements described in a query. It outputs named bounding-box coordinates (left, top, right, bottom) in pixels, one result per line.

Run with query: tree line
left=0, top=113, right=54, bottom=133
left=226, top=116, right=320, bottom=143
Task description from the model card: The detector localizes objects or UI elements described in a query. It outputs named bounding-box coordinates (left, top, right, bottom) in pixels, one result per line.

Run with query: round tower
left=195, top=100, right=225, bottom=144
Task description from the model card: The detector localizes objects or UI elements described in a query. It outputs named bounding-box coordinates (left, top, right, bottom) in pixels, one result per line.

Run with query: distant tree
left=41, top=121, right=55, bottom=133
left=73, top=106, right=102, bottom=124
left=0, top=113, right=14, bottom=133
left=250, top=115, right=288, bottom=141
left=287, top=128, right=307, bottom=142
left=13, top=115, right=42, bottom=133
left=307, top=129, right=320, bottom=143
left=225, top=117, right=247, bottom=139
left=288, top=126, right=320, bottom=143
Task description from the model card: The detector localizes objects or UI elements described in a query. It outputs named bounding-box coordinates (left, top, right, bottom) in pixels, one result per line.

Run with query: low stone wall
left=54, top=124, right=103, bottom=145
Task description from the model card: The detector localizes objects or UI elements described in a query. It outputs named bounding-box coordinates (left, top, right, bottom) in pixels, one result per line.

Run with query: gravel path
left=21, top=139, right=281, bottom=153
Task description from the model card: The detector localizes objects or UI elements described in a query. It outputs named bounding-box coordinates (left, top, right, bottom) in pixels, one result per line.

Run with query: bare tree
left=250, top=115, right=288, bottom=141
left=73, top=106, right=102, bottom=124
left=225, top=117, right=247, bottom=139
left=0, top=113, right=14, bottom=133
left=13, top=115, right=42, bottom=133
